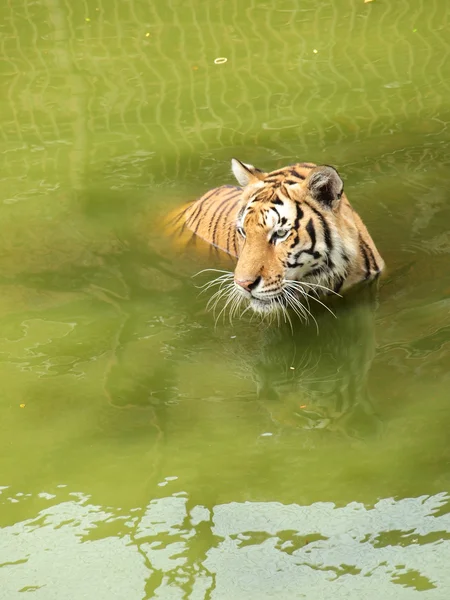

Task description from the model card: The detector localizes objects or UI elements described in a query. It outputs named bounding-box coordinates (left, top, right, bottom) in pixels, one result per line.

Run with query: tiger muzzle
left=234, top=276, right=262, bottom=293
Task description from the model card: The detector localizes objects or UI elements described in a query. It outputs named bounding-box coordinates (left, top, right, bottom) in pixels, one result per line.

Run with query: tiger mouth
left=249, top=296, right=281, bottom=314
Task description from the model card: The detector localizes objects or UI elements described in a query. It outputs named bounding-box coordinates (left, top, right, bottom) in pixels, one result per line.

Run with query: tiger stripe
left=359, top=235, right=372, bottom=280
left=210, top=189, right=241, bottom=247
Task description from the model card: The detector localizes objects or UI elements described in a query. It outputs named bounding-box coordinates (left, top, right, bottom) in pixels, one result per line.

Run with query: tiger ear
left=307, top=166, right=344, bottom=209
left=231, top=158, right=265, bottom=187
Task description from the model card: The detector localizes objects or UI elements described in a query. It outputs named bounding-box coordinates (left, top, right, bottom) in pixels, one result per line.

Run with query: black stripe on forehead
left=306, top=218, right=316, bottom=251
left=305, top=202, right=333, bottom=250
left=245, top=203, right=284, bottom=228
left=289, top=203, right=304, bottom=245
left=271, top=206, right=281, bottom=220
left=265, top=166, right=307, bottom=181
left=242, top=188, right=292, bottom=226
left=283, top=178, right=303, bottom=186
left=262, top=207, right=280, bottom=225
left=295, top=203, right=304, bottom=226
left=242, top=189, right=277, bottom=216
left=288, top=167, right=305, bottom=179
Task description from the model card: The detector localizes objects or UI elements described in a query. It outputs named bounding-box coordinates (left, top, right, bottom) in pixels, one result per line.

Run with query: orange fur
left=167, top=160, right=384, bottom=309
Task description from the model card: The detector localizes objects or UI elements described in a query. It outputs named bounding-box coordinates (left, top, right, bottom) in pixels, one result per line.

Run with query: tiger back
left=167, top=185, right=242, bottom=258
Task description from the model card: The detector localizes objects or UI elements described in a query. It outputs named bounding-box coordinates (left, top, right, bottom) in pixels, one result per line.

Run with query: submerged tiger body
left=170, top=160, right=384, bottom=315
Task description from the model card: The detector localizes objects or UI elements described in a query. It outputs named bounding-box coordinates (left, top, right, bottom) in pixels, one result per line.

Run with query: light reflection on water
left=1, top=488, right=449, bottom=599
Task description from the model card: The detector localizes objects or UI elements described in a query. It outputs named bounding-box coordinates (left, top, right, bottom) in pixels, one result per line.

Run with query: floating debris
left=214, top=57, right=228, bottom=65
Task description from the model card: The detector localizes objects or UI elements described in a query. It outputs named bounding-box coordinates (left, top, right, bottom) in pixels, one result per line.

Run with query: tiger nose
left=235, top=276, right=261, bottom=292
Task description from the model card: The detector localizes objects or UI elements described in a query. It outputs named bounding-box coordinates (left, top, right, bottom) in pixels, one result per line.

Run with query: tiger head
left=231, top=159, right=356, bottom=314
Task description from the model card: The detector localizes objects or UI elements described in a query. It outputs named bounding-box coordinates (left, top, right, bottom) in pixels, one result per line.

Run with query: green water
left=1, top=0, right=450, bottom=598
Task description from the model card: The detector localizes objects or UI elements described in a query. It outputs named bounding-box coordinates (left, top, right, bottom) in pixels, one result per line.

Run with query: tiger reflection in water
left=105, top=253, right=382, bottom=440
left=225, top=284, right=382, bottom=439
left=104, top=281, right=382, bottom=439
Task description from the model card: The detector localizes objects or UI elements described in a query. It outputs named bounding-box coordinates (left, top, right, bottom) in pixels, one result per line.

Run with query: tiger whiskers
left=193, top=269, right=234, bottom=293
left=229, top=289, right=246, bottom=324
left=198, top=276, right=233, bottom=295
left=195, top=271, right=339, bottom=331
left=280, top=278, right=342, bottom=333
left=285, top=279, right=338, bottom=320
left=214, top=286, right=243, bottom=327
left=206, top=281, right=234, bottom=312
left=196, top=270, right=242, bottom=326
left=282, top=285, right=317, bottom=333
left=275, top=300, right=293, bottom=333
left=193, top=268, right=233, bottom=277
left=286, top=279, right=342, bottom=298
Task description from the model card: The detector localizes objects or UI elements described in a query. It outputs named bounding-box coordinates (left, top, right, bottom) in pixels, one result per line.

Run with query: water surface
left=1, top=0, right=450, bottom=598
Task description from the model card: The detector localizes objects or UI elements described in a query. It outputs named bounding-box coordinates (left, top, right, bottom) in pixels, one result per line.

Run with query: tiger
left=169, top=159, right=384, bottom=316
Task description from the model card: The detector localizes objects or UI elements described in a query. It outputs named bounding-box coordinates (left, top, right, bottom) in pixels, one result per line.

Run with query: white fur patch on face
left=264, top=209, right=279, bottom=229
left=249, top=298, right=274, bottom=314
left=267, top=201, right=296, bottom=232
